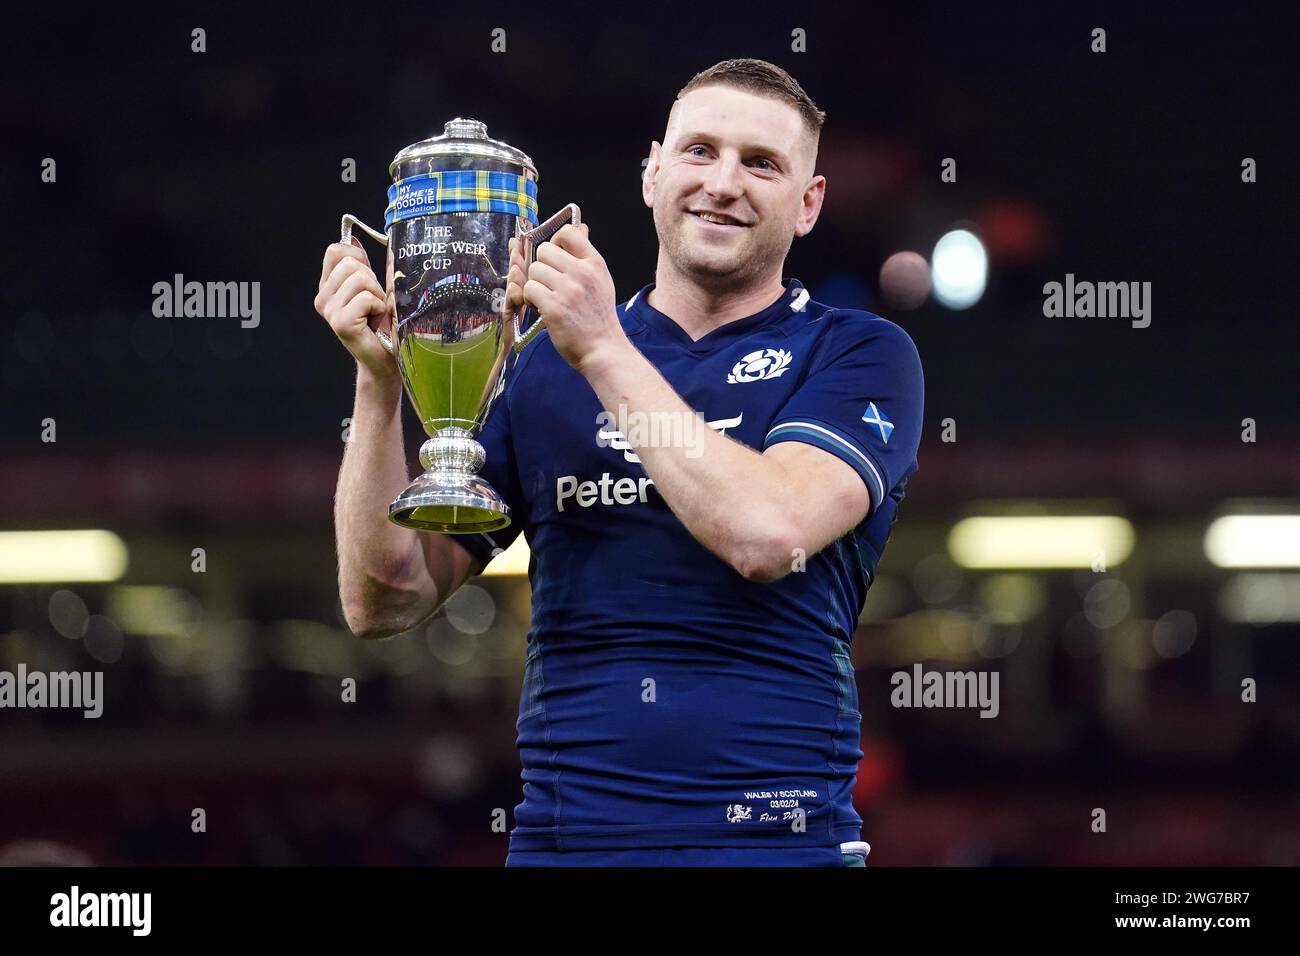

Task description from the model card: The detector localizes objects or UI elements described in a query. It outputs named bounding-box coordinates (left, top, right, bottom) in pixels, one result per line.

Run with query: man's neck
left=645, top=259, right=786, bottom=343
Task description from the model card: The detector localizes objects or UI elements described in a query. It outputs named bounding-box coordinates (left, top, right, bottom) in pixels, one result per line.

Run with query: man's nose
left=702, top=153, right=745, bottom=201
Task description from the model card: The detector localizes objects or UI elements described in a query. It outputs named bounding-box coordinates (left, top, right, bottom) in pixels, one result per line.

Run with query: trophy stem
left=419, top=427, right=483, bottom=475
left=388, top=426, right=511, bottom=534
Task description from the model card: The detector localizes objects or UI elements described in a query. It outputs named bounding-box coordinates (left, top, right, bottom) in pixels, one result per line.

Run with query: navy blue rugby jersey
left=455, top=277, right=924, bottom=851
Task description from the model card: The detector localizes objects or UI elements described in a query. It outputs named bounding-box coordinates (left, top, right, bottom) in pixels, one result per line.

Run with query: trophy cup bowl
left=340, top=117, right=579, bottom=533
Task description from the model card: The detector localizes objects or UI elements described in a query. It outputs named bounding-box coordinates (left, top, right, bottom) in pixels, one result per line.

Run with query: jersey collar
left=622, top=278, right=809, bottom=354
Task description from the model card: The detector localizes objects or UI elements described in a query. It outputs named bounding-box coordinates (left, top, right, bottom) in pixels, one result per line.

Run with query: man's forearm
left=334, top=368, right=426, bottom=628
left=579, top=335, right=802, bottom=579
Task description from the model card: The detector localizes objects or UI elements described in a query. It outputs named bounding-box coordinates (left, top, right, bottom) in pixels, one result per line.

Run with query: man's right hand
left=315, top=239, right=398, bottom=381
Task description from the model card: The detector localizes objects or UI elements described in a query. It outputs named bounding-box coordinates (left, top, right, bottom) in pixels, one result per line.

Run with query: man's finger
left=551, top=223, right=594, bottom=258
left=535, top=239, right=581, bottom=272
left=526, top=260, right=563, bottom=292
left=507, top=236, right=524, bottom=261
left=334, top=270, right=385, bottom=315
left=522, top=278, right=555, bottom=316
left=320, top=240, right=367, bottom=285
left=504, top=281, right=527, bottom=314
left=508, top=256, right=528, bottom=285
left=322, top=255, right=374, bottom=299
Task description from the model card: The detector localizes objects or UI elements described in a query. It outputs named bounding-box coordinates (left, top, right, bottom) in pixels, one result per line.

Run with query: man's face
left=643, top=85, right=824, bottom=291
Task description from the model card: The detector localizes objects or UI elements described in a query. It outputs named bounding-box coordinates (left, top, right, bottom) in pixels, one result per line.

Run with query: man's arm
left=580, top=339, right=870, bottom=582
left=513, top=224, right=871, bottom=583
left=317, top=241, right=479, bottom=639
left=334, top=367, right=480, bottom=638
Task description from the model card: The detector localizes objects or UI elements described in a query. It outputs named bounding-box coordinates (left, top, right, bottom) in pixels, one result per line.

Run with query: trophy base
left=388, top=473, right=512, bottom=534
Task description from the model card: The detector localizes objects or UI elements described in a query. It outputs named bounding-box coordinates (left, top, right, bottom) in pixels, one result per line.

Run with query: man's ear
left=793, top=173, right=826, bottom=238
left=641, top=141, right=661, bottom=209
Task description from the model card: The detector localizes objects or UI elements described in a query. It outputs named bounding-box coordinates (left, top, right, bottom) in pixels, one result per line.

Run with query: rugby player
left=315, top=58, right=924, bottom=866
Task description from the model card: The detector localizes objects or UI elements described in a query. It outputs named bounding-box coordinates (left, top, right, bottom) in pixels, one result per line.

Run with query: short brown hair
left=676, top=58, right=826, bottom=141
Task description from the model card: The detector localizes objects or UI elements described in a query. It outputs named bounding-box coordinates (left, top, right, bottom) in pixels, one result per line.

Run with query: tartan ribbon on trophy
left=384, top=169, right=539, bottom=230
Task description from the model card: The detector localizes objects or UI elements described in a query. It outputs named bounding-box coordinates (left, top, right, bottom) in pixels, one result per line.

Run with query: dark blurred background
left=1, top=3, right=1297, bottom=865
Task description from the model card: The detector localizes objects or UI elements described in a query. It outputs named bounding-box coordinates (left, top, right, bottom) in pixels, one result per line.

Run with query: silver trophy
left=340, top=118, right=579, bottom=533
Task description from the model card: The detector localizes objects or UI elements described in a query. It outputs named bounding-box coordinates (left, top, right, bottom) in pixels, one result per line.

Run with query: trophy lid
left=389, top=118, right=538, bottom=179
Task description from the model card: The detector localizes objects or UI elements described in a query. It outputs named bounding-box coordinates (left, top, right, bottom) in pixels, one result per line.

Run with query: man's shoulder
left=785, top=296, right=921, bottom=369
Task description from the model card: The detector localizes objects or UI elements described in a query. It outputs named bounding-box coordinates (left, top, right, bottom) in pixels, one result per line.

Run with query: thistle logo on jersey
left=727, top=348, right=792, bottom=384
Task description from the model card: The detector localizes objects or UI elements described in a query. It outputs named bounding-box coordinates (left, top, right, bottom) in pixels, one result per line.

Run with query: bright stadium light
left=930, top=229, right=987, bottom=309
left=1204, top=515, right=1300, bottom=568
left=481, top=535, right=530, bottom=576
left=0, top=530, right=129, bottom=584
left=948, top=516, right=1135, bottom=569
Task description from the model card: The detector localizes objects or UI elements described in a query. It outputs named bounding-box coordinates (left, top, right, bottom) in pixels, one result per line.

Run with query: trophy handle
left=514, top=203, right=582, bottom=352
left=339, top=214, right=396, bottom=356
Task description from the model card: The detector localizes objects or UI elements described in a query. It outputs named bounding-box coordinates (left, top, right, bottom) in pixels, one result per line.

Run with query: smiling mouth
left=689, top=211, right=750, bottom=228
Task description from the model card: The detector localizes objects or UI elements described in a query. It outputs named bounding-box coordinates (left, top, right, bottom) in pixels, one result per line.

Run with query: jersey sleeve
left=450, top=365, right=528, bottom=574
left=762, top=313, right=924, bottom=516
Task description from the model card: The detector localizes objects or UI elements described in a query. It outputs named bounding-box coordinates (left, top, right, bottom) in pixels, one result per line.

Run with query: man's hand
left=315, top=239, right=399, bottom=383
left=507, top=223, right=626, bottom=373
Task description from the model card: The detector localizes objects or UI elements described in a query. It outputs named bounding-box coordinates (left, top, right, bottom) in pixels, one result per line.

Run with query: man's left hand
left=510, top=223, right=626, bottom=374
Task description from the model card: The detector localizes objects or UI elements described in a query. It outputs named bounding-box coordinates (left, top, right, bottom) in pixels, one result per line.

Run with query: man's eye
left=751, top=158, right=775, bottom=170
left=688, top=145, right=709, bottom=157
